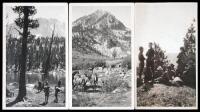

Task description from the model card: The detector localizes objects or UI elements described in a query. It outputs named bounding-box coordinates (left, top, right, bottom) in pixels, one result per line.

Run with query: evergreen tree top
left=12, top=6, right=39, bottom=30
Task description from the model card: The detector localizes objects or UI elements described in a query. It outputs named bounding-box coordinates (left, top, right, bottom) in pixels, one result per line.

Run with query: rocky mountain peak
left=93, top=9, right=108, bottom=17
left=72, top=10, right=131, bottom=58
left=73, top=9, right=126, bottom=31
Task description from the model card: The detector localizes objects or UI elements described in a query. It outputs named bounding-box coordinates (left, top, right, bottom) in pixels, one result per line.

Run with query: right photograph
left=135, top=3, right=197, bottom=109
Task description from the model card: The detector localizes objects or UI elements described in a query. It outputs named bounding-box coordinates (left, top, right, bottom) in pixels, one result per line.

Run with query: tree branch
left=14, top=27, right=23, bottom=36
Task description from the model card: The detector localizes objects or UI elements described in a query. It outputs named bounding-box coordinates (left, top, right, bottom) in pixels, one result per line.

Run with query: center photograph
left=69, top=3, right=134, bottom=109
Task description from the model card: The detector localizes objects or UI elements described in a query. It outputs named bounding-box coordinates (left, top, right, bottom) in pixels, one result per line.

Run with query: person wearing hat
left=146, top=42, right=155, bottom=84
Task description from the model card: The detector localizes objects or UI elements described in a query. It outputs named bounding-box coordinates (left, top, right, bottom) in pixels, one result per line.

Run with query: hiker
left=58, top=79, right=61, bottom=87
left=146, top=42, right=155, bottom=84
left=54, top=86, right=60, bottom=103
left=54, top=79, right=62, bottom=103
left=38, top=80, right=42, bottom=92
left=176, top=47, right=186, bottom=77
left=43, top=80, right=50, bottom=104
left=86, top=68, right=93, bottom=80
left=169, top=64, right=176, bottom=78
left=166, top=66, right=175, bottom=81
left=138, top=46, right=145, bottom=80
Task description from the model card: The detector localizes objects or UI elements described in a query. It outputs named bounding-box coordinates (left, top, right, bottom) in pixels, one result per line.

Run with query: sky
left=135, top=3, right=197, bottom=55
left=5, top=3, right=197, bottom=54
left=72, top=6, right=132, bottom=29
left=6, top=5, right=67, bottom=24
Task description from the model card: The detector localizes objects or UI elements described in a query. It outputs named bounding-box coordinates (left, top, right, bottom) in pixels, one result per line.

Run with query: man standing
left=146, top=42, right=155, bottom=85
left=54, top=86, right=60, bottom=103
left=138, top=46, right=145, bottom=80
left=58, top=79, right=61, bottom=88
left=38, top=80, right=42, bottom=93
left=54, top=79, right=62, bottom=103
left=44, top=80, right=50, bottom=104
left=176, top=47, right=186, bottom=77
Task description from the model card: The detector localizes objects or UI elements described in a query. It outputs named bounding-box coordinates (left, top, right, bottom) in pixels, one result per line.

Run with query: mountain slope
left=72, top=10, right=131, bottom=58
left=6, top=18, right=65, bottom=38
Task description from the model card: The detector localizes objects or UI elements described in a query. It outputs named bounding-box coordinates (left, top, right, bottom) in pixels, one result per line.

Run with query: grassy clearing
left=6, top=84, right=65, bottom=107
left=72, top=90, right=131, bottom=107
left=137, top=84, right=196, bottom=107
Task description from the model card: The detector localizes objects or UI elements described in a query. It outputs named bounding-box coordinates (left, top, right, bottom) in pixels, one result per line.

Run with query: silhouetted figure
left=169, top=64, right=176, bottom=78
left=58, top=79, right=61, bottom=87
left=43, top=81, right=50, bottom=104
left=176, top=47, right=186, bottom=77
left=166, top=66, right=175, bottom=82
left=54, top=79, right=62, bottom=103
left=54, top=86, right=60, bottom=103
left=38, top=80, right=42, bottom=92
left=146, top=42, right=155, bottom=84
left=138, top=46, right=145, bottom=80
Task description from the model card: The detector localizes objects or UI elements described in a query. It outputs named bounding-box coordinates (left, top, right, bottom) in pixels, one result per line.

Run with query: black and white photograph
left=135, top=3, right=198, bottom=109
left=69, top=3, right=134, bottom=109
left=3, top=3, right=68, bottom=109
left=1, top=2, right=198, bottom=110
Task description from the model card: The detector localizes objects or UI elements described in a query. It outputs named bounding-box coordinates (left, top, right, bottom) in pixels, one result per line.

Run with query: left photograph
left=3, top=3, right=68, bottom=109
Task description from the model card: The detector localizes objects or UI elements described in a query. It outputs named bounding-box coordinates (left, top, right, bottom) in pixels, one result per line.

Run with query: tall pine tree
left=12, top=6, right=39, bottom=102
left=177, top=19, right=196, bottom=88
left=153, top=42, right=169, bottom=71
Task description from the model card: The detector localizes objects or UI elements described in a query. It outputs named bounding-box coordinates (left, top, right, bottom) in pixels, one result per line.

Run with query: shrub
left=94, top=60, right=106, bottom=68
left=177, top=21, right=196, bottom=88
left=121, top=55, right=131, bottom=69
left=102, top=75, right=124, bottom=92
left=72, top=59, right=105, bottom=70
left=101, top=71, right=130, bottom=92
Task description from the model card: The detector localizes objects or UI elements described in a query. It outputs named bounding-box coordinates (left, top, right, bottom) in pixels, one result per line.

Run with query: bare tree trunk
left=43, top=24, right=55, bottom=81
left=16, top=7, right=29, bottom=101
